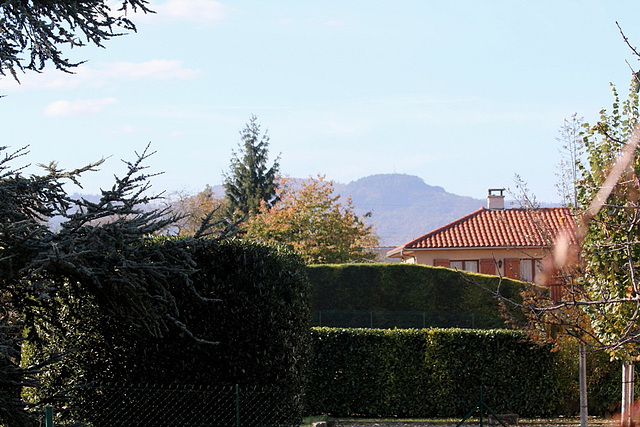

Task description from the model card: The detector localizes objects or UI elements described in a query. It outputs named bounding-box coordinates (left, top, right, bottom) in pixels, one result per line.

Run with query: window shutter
left=545, top=259, right=564, bottom=301
left=479, top=259, right=496, bottom=275
left=504, top=258, right=520, bottom=279
left=549, top=284, right=563, bottom=301
left=434, top=259, right=449, bottom=267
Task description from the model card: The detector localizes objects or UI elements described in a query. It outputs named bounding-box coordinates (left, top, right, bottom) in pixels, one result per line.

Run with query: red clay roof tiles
left=389, top=207, right=576, bottom=253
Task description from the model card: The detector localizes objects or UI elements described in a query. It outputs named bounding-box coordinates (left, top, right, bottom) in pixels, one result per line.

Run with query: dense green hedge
left=186, top=238, right=311, bottom=393
left=306, top=327, right=624, bottom=418
left=307, top=263, right=525, bottom=327
left=24, top=238, right=311, bottom=425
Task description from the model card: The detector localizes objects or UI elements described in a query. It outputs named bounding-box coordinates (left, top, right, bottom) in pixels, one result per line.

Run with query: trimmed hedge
left=24, top=238, right=311, bottom=425
left=186, top=238, right=311, bottom=393
left=306, top=328, right=574, bottom=418
left=307, top=263, right=526, bottom=327
left=305, top=265, right=630, bottom=418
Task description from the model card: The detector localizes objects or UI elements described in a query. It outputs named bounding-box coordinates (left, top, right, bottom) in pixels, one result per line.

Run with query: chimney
left=487, top=188, right=505, bottom=210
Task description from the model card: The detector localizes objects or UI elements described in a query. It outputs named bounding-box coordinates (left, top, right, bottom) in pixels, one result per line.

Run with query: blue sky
left=3, top=0, right=640, bottom=203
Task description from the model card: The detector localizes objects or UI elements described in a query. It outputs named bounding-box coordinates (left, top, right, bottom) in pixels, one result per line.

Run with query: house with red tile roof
left=386, top=189, right=577, bottom=291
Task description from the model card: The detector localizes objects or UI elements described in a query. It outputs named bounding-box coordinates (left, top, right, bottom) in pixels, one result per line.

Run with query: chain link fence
left=311, top=310, right=506, bottom=329
left=29, top=383, right=301, bottom=427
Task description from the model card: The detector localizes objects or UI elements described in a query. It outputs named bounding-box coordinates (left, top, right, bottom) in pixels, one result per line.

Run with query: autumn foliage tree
left=245, top=175, right=378, bottom=264
left=505, top=81, right=640, bottom=354
left=569, top=75, right=640, bottom=424
left=576, top=78, right=640, bottom=359
left=165, top=185, right=232, bottom=237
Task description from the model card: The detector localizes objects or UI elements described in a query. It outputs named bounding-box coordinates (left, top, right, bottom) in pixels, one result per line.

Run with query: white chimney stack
left=487, top=188, right=505, bottom=210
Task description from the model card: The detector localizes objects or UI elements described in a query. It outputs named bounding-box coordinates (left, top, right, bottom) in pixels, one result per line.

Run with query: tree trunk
left=579, top=343, right=588, bottom=427
left=622, top=361, right=635, bottom=427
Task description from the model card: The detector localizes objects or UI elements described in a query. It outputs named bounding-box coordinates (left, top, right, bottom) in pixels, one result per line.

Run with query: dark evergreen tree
left=0, top=146, right=100, bottom=426
left=223, top=115, right=280, bottom=220
left=0, top=145, right=220, bottom=424
left=1, top=0, right=152, bottom=78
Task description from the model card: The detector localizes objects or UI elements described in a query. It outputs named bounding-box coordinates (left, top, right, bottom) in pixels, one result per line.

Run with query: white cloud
left=44, top=97, right=117, bottom=117
left=0, top=70, right=82, bottom=91
left=1, top=60, right=200, bottom=92
left=147, top=0, right=231, bottom=23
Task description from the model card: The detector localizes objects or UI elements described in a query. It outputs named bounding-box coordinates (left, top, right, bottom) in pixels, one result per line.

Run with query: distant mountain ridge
left=65, top=174, right=496, bottom=247
left=334, top=174, right=485, bottom=246
left=207, top=173, right=487, bottom=246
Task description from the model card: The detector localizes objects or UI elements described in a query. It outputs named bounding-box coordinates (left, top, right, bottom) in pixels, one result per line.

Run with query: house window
left=519, top=259, right=541, bottom=282
left=449, top=260, right=479, bottom=273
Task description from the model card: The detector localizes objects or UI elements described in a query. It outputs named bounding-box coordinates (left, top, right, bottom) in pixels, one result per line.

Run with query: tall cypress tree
left=223, top=115, right=280, bottom=220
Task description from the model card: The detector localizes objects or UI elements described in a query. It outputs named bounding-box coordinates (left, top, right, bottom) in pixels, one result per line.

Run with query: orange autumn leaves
left=245, top=175, right=378, bottom=264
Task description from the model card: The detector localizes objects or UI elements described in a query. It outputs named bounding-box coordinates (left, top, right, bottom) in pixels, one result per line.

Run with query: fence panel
left=30, top=383, right=300, bottom=427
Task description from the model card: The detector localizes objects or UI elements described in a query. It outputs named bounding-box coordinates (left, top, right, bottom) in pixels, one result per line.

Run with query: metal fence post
left=479, top=387, right=484, bottom=427
left=45, top=406, right=53, bottom=427
left=235, top=384, right=240, bottom=427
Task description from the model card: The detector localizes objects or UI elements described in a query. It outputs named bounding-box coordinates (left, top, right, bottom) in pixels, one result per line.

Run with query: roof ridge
left=387, top=206, right=576, bottom=255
